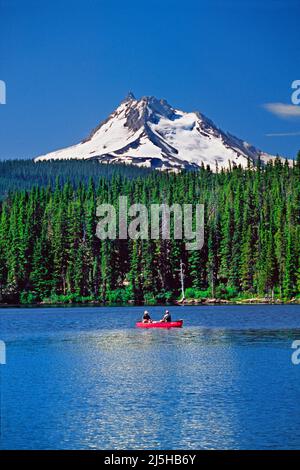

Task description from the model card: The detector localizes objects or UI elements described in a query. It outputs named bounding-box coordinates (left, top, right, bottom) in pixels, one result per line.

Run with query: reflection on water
left=0, top=305, right=300, bottom=449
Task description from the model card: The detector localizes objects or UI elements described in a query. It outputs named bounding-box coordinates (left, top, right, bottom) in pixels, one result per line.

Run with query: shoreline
left=0, top=298, right=299, bottom=308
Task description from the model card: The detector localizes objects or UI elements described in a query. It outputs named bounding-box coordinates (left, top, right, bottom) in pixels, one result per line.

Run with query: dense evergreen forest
left=0, top=159, right=153, bottom=199
left=0, top=156, right=299, bottom=304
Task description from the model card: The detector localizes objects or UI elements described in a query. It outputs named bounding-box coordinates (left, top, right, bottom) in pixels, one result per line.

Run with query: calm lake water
left=0, top=305, right=300, bottom=450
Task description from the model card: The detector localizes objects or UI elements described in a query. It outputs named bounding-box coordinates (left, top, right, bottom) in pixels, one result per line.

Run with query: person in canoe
left=161, top=310, right=172, bottom=323
left=142, top=310, right=152, bottom=323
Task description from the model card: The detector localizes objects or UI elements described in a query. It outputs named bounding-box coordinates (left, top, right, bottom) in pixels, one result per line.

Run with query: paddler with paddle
left=142, top=310, right=152, bottom=323
left=161, top=310, right=172, bottom=323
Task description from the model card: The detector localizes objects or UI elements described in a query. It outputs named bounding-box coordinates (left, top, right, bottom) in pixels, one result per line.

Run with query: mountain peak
left=35, top=94, right=289, bottom=171
left=124, top=91, right=136, bottom=102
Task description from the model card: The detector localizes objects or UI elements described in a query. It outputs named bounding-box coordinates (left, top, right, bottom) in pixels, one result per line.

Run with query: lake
left=0, top=305, right=300, bottom=450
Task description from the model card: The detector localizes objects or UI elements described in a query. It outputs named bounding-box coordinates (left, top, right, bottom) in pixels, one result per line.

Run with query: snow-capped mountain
left=35, top=93, right=284, bottom=171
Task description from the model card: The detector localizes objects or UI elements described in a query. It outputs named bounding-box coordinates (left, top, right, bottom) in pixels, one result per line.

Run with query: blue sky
left=0, top=0, right=299, bottom=159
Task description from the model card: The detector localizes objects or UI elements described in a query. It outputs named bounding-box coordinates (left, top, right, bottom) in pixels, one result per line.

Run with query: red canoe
left=136, top=320, right=183, bottom=328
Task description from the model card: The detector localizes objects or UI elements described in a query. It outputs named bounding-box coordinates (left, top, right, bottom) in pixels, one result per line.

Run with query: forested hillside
left=0, top=156, right=299, bottom=304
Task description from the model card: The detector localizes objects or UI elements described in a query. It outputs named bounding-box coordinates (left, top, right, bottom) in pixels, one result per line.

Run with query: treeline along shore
left=0, top=156, right=299, bottom=305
